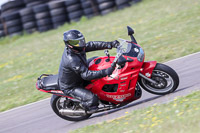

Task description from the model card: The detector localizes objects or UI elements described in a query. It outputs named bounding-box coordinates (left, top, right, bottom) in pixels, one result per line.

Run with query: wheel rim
left=141, top=70, right=174, bottom=93
left=56, top=97, right=87, bottom=118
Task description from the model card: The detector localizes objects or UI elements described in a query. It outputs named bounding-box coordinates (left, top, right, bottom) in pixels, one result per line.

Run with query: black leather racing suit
left=58, top=41, right=113, bottom=110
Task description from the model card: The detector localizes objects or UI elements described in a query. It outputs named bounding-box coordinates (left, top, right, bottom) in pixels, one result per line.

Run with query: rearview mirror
left=127, top=26, right=134, bottom=35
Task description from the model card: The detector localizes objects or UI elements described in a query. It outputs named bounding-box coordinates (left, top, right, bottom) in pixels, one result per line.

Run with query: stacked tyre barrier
left=0, top=0, right=25, bottom=16
left=130, top=0, right=142, bottom=5
left=96, top=0, right=116, bottom=15
left=0, top=0, right=142, bottom=39
left=0, top=24, right=4, bottom=38
left=24, top=0, right=49, bottom=7
left=81, top=0, right=99, bottom=18
left=115, top=0, right=131, bottom=10
left=65, top=0, right=84, bottom=22
left=20, top=8, right=37, bottom=34
left=2, top=12, right=23, bottom=36
left=0, top=10, right=5, bottom=38
left=33, top=4, right=53, bottom=32
left=0, top=0, right=25, bottom=36
left=48, top=1, right=68, bottom=29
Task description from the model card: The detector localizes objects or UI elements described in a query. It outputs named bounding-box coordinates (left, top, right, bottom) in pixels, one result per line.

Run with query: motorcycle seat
left=41, top=75, right=59, bottom=90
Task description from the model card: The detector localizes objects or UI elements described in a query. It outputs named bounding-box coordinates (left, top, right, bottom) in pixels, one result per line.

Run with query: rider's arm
left=85, top=41, right=119, bottom=52
left=70, top=59, right=114, bottom=81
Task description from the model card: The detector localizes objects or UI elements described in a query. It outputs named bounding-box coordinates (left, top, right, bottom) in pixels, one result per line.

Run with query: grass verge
left=71, top=90, right=200, bottom=133
left=0, top=0, right=200, bottom=112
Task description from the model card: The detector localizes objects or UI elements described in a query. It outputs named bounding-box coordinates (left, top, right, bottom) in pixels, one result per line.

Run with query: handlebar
left=105, top=38, right=133, bottom=67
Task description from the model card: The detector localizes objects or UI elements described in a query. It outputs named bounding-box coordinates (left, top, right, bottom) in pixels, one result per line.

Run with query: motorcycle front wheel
left=139, top=63, right=179, bottom=95
left=50, top=95, right=92, bottom=121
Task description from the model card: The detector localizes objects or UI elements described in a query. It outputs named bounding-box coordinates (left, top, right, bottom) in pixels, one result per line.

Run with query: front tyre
left=139, top=63, right=179, bottom=95
left=50, top=95, right=92, bottom=121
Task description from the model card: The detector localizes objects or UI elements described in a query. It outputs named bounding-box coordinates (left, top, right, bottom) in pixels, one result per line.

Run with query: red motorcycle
left=36, top=26, right=179, bottom=121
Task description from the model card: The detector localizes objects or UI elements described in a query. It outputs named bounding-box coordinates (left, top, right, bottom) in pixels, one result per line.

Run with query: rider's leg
left=63, top=87, right=99, bottom=112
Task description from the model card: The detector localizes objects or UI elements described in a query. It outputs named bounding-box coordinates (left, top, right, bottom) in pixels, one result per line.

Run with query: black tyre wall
left=50, top=8, right=66, bottom=16
left=1, top=11, right=23, bottom=36
left=38, top=25, right=53, bottom=32
left=65, top=0, right=80, bottom=7
left=84, top=8, right=94, bottom=15
left=117, top=3, right=131, bottom=10
left=0, top=30, right=5, bottom=38
left=25, top=0, right=49, bottom=7
left=5, top=19, right=21, bottom=28
left=49, top=1, right=68, bottom=29
left=1, top=0, right=25, bottom=14
left=21, top=15, right=35, bottom=23
left=96, top=0, right=110, bottom=4
left=81, top=0, right=99, bottom=18
left=81, top=1, right=92, bottom=8
left=1, top=12, right=20, bottom=22
left=51, top=15, right=68, bottom=23
left=20, top=7, right=37, bottom=34
left=68, top=10, right=84, bottom=22
left=36, top=18, right=52, bottom=27
left=101, top=8, right=114, bottom=15
left=115, top=0, right=131, bottom=10
left=23, top=22, right=37, bottom=29
left=65, top=0, right=84, bottom=22
left=0, top=24, right=3, bottom=31
left=35, top=12, right=51, bottom=20
left=20, top=8, right=34, bottom=16
left=130, top=0, right=142, bottom=5
left=0, top=18, right=5, bottom=38
left=7, top=26, right=23, bottom=34
left=66, top=4, right=82, bottom=13
left=98, top=1, right=115, bottom=11
left=115, top=0, right=130, bottom=5
left=96, top=0, right=116, bottom=15
left=48, top=1, right=66, bottom=9
left=33, top=4, right=49, bottom=13
left=34, top=3, right=53, bottom=32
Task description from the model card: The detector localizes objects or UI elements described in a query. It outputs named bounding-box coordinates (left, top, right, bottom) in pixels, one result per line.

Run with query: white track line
left=1, top=52, right=200, bottom=115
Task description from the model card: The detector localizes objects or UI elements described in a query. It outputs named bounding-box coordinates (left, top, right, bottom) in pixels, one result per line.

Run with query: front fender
left=140, top=61, right=157, bottom=78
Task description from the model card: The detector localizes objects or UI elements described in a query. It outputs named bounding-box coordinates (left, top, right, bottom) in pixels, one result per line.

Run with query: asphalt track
left=0, top=52, right=200, bottom=133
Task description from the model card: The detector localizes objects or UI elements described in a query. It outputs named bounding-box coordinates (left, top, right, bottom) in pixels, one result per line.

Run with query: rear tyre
left=139, top=63, right=179, bottom=95
left=50, top=95, right=92, bottom=121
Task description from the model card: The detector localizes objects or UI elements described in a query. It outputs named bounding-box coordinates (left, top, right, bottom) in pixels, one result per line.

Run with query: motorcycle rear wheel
left=139, top=63, right=179, bottom=95
left=50, top=95, right=92, bottom=121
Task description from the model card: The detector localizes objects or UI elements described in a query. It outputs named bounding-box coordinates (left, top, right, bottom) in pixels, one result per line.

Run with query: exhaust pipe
left=59, top=109, right=86, bottom=116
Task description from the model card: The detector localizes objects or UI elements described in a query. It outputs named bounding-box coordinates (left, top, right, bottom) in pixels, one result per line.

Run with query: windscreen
left=122, top=43, right=141, bottom=57
left=117, top=38, right=141, bottom=58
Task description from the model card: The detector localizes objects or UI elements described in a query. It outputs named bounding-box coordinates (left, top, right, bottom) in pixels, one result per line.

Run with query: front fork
left=139, top=61, right=157, bottom=84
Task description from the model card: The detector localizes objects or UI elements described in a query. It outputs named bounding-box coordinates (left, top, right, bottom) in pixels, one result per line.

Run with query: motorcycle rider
left=58, top=29, right=119, bottom=112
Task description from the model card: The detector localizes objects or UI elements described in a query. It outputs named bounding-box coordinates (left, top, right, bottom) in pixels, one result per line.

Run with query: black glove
left=102, top=62, right=116, bottom=77
left=111, top=40, right=120, bottom=48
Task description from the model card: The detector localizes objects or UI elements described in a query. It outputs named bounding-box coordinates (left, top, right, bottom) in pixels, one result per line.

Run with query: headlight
left=137, top=48, right=144, bottom=62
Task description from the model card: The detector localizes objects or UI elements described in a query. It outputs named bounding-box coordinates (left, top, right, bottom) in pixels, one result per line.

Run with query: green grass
left=71, top=90, right=200, bottom=133
left=0, top=0, right=200, bottom=112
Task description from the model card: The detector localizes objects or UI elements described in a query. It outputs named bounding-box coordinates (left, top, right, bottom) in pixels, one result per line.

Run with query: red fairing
left=140, top=61, right=157, bottom=78
left=87, top=55, right=143, bottom=104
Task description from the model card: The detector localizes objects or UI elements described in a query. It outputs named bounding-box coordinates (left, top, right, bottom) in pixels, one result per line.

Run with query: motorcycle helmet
left=63, top=30, right=86, bottom=52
